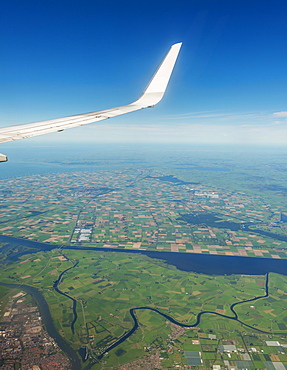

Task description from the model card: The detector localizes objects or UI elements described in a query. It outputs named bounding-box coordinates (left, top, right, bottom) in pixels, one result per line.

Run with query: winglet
left=0, top=43, right=182, bottom=160
left=133, top=42, right=182, bottom=107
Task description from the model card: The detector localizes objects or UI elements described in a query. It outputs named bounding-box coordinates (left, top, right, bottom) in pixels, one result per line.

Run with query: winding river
left=53, top=261, right=79, bottom=334
left=1, top=233, right=287, bottom=367
left=94, top=273, right=272, bottom=362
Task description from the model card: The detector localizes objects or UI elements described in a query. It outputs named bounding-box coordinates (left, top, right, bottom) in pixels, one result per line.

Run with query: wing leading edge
left=0, top=42, right=182, bottom=162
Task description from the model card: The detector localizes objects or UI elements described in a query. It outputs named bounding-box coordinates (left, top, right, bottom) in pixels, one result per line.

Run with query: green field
left=1, top=249, right=287, bottom=368
left=1, top=162, right=287, bottom=258
left=2, top=148, right=287, bottom=368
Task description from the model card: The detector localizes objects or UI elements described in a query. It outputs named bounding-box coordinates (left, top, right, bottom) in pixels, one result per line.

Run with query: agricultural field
left=1, top=249, right=287, bottom=368
left=2, top=147, right=287, bottom=368
left=1, top=163, right=287, bottom=259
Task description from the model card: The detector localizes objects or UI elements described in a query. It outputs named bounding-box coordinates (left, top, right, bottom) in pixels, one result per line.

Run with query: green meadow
left=2, top=148, right=287, bottom=368
left=1, top=249, right=287, bottom=368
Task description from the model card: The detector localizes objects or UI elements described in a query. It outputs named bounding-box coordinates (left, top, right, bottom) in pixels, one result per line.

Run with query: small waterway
left=1, top=233, right=287, bottom=367
left=53, top=261, right=79, bottom=334
left=94, top=273, right=272, bottom=361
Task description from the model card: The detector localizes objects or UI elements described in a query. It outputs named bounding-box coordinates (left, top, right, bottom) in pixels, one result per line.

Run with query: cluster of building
left=0, top=291, right=71, bottom=369
left=72, top=223, right=93, bottom=242
left=212, top=340, right=287, bottom=370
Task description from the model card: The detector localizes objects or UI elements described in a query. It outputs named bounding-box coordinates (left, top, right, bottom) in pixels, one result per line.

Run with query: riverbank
left=1, top=234, right=287, bottom=369
left=1, top=233, right=287, bottom=276
left=0, top=282, right=81, bottom=370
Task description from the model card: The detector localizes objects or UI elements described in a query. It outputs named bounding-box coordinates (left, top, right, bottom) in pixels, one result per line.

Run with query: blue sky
left=1, top=0, right=287, bottom=146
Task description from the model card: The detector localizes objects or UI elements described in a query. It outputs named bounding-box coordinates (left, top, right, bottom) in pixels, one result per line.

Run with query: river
left=95, top=273, right=271, bottom=362
left=1, top=233, right=287, bottom=368
left=0, top=282, right=81, bottom=370
left=2, top=233, right=287, bottom=276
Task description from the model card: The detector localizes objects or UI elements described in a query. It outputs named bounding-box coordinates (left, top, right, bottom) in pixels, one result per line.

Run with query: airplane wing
left=0, top=42, right=182, bottom=162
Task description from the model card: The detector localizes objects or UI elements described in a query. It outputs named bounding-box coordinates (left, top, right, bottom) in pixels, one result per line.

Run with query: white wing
left=0, top=43, right=182, bottom=162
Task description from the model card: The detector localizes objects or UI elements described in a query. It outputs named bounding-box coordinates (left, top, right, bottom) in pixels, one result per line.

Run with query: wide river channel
left=1, top=234, right=287, bottom=369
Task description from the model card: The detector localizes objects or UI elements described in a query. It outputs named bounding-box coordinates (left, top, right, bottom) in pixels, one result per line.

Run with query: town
left=0, top=290, right=71, bottom=369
